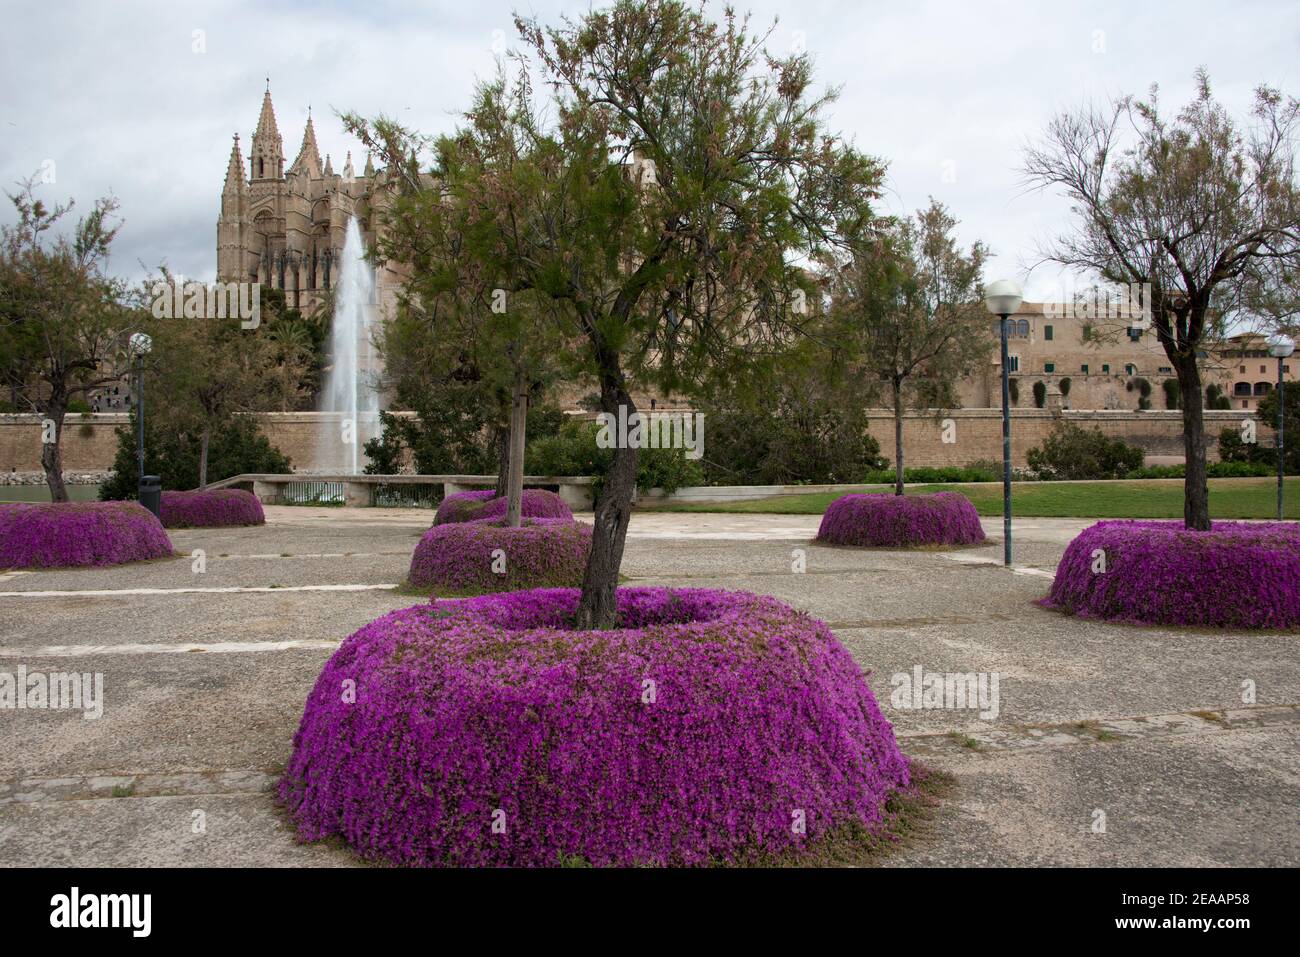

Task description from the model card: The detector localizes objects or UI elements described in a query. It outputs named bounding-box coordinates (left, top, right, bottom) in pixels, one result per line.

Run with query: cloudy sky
left=1, top=0, right=1296, bottom=299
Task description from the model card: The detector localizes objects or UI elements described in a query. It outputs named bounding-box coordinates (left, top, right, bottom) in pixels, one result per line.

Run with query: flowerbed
left=434, top=488, right=573, bottom=526
left=160, top=489, right=265, bottom=528
left=815, top=492, right=985, bottom=548
left=0, top=501, right=174, bottom=569
left=408, top=519, right=591, bottom=594
left=279, top=587, right=911, bottom=867
left=1041, top=520, right=1300, bottom=629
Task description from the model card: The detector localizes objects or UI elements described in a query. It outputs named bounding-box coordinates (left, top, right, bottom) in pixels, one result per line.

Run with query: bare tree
left=1024, top=71, right=1300, bottom=529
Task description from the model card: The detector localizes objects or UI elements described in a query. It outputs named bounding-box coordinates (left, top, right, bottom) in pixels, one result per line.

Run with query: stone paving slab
left=1, top=506, right=1295, bottom=867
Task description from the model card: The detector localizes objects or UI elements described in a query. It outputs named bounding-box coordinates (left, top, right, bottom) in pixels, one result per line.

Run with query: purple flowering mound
left=1042, top=520, right=1300, bottom=630
left=159, top=489, right=266, bottom=528
left=434, top=488, right=573, bottom=526
left=279, top=587, right=911, bottom=867
left=408, top=519, right=592, bottom=595
left=0, top=502, right=174, bottom=569
left=815, top=492, right=986, bottom=548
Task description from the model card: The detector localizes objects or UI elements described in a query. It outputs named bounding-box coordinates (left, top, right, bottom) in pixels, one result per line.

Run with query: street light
left=985, top=279, right=1024, bottom=565
left=128, top=333, right=154, bottom=513
left=1267, top=333, right=1294, bottom=521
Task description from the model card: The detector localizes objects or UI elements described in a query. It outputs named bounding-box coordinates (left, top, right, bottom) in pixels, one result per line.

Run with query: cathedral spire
left=223, top=134, right=246, bottom=195
left=250, top=85, right=284, bottom=180
left=289, top=110, right=322, bottom=177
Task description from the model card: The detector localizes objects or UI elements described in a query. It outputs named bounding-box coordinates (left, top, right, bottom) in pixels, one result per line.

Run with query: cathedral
left=216, top=85, right=396, bottom=315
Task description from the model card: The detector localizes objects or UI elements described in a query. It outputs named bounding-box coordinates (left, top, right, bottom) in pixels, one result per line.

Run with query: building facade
left=216, top=86, right=401, bottom=316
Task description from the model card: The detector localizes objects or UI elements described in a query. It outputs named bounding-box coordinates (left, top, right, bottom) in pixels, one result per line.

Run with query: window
left=1159, top=366, right=1172, bottom=374
left=1044, top=325, right=1054, bottom=341
left=1233, top=382, right=1252, bottom=397
left=1006, top=355, right=1020, bottom=372
left=1016, top=319, right=1029, bottom=338
left=1102, top=364, right=1110, bottom=374
left=1125, top=364, right=1137, bottom=376
left=1080, top=364, right=1089, bottom=374
left=1254, top=382, right=1272, bottom=396
left=1240, top=365, right=1247, bottom=373
left=1044, top=362, right=1055, bottom=373
left=1127, top=327, right=1142, bottom=342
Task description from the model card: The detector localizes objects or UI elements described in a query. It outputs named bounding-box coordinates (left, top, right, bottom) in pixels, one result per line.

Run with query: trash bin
left=139, top=475, right=162, bottom=518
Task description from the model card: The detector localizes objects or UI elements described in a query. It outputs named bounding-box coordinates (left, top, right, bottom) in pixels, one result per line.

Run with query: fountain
left=317, top=217, right=380, bottom=474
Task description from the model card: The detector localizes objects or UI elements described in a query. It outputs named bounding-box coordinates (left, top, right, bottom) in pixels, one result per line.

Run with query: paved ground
left=1, top=507, right=1296, bottom=866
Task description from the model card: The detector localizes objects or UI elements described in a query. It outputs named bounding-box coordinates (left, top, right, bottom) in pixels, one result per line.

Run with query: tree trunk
left=198, top=427, right=210, bottom=490
left=492, top=426, right=509, bottom=498
left=505, top=373, right=528, bottom=528
left=1175, top=355, right=1211, bottom=530
left=40, top=397, right=69, bottom=503
left=576, top=371, right=638, bottom=630
left=892, top=377, right=905, bottom=496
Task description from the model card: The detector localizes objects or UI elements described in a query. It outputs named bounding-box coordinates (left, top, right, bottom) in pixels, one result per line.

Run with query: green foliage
left=1162, top=378, right=1180, bottom=409
left=1032, top=380, right=1047, bottom=408
left=1058, top=377, right=1071, bottom=398
left=1026, top=422, right=1145, bottom=480
left=1205, top=384, right=1232, bottom=410
left=99, top=413, right=290, bottom=500
left=1255, top=382, right=1300, bottom=474
left=862, top=464, right=1000, bottom=484
left=1008, top=379, right=1020, bottom=404
left=524, top=419, right=703, bottom=496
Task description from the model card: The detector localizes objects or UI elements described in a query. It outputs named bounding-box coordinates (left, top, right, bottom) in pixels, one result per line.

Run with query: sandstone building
left=215, top=86, right=401, bottom=317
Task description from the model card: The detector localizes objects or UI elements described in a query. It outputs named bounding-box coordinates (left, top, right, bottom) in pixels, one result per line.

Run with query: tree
left=827, top=201, right=989, bottom=495
left=1024, top=71, right=1300, bottom=529
left=0, top=181, right=135, bottom=501
left=350, top=0, right=882, bottom=625
left=141, top=279, right=300, bottom=488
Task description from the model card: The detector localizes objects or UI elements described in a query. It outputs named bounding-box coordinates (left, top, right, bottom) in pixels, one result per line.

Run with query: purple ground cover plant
left=160, top=489, right=266, bottom=528
left=816, top=492, right=985, bottom=548
left=0, top=501, right=174, bottom=569
left=1041, top=520, right=1300, bottom=629
left=408, top=519, right=591, bottom=594
left=279, top=586, right=911, bottom=867
left=434, top=488, right=573, bottom=526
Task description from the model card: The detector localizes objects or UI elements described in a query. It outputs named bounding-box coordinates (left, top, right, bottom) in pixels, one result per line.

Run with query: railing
left=202, top=473, right=596, bottom=510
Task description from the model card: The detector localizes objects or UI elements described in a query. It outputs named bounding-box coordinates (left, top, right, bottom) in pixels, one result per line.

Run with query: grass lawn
left=643, top=477, right=1300, bottom=519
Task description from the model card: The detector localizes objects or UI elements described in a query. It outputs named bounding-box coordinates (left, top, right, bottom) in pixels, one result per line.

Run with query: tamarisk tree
left=350, top=0, right=883, bottom=625
left=1024, top=71, right=1300, bottom=529
left=0, top=181, right=134, bottom=501
left=827, top=200, right=989, bottom=496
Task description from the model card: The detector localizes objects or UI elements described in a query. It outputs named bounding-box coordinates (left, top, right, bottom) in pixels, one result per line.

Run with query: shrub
left=100, top=414, right=290, bottom=501
left=525, top=418, right=704, bottom=495
left=1008, top=379, right=1020, bottom=404
left=408, top=520, right=592, bottom=594
left=861, top=463, right=1000, bottom=484
left=433, top=488, right=574, bottom=526
left=1032, top=380, right=1046, bottom=408
left=1162, top=378, right=1180, bottom=409
left=815, top=492, right=985, bottom=548
left=1058, top=377, right=1071, bottom=399
left=159, top=489, right=265, bottom=528
left=1042, top=520, right=1300, bottom=629
left=1025, top=422, right=1144, bottom=479
left=0, top=502, right=173, bottom=569
left=278, top=587, right=911, bottom=866
left=696, top=391, right=884, bottom=486
left=1205, top=384, right=1232, bottom=410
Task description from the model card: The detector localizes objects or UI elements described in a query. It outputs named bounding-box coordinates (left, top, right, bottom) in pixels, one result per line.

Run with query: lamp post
left=985, top=280, right=1024, bottom=565
left=1267, top=334, right=1295, bottom=521
left=129, top=332, right=153, bottom=501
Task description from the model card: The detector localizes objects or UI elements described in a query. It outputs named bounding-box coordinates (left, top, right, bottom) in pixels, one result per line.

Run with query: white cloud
left=2, top=0, right=1295, bottom=298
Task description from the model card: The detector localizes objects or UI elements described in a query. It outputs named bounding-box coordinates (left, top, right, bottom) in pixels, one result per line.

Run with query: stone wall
left=0, top=407, right=1268, bottom=478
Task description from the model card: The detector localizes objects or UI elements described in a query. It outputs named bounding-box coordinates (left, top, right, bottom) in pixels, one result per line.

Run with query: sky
left=1, top=0, right=1296, bottom=300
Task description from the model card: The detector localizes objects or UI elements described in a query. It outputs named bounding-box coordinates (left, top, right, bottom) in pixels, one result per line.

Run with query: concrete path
left=2, top=506, right=1296, bottom=866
